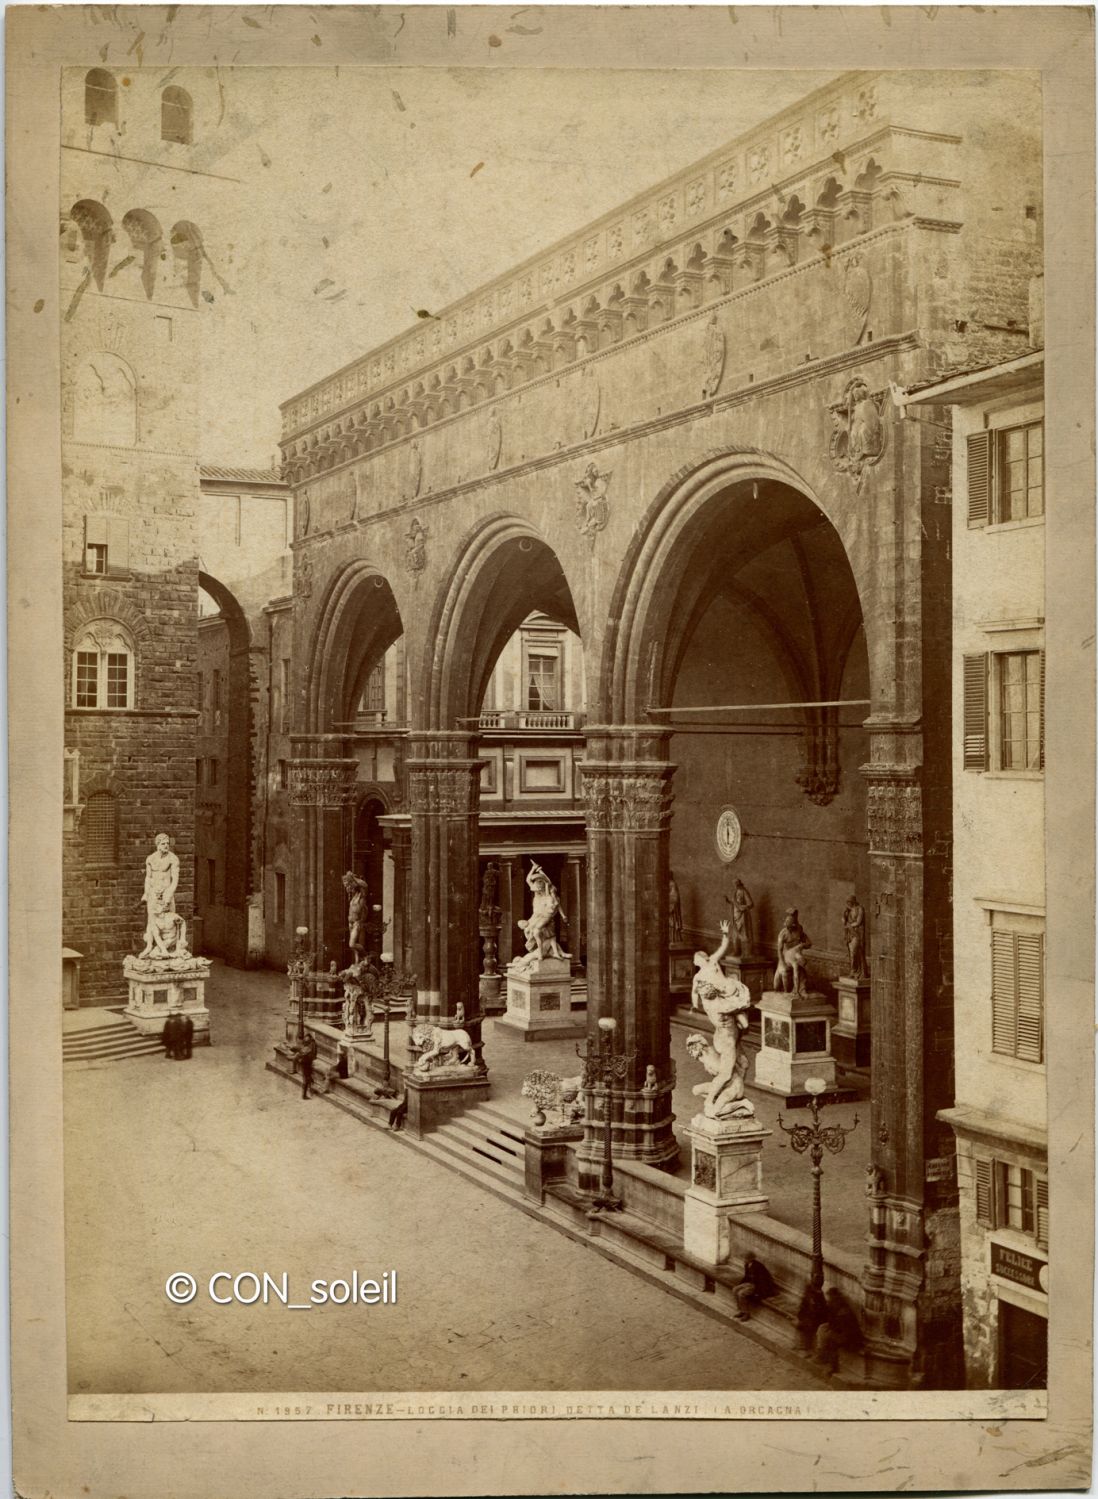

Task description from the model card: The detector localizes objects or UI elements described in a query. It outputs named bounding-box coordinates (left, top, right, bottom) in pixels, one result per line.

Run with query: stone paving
left=64, top=963, right=828, bottom=1395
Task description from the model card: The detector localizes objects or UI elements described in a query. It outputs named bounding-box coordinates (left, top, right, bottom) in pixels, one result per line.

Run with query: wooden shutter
left=1038, top=648, right=1045, bottom=771
left=107, top=514, right=130, bottom=572
left=963, top=653, right=989, bottom=770
left=1036, top=1178, right=1049, bottom=1249
left=967, top=432, right=992, bottom=526
left=85, top=513, right=109, bottom=548
left=991, top=929, right=1017, bottom=1055
left=1015, top=932, right=1044, bottom=1063
left=974, top=1158, right=993, bottom=1225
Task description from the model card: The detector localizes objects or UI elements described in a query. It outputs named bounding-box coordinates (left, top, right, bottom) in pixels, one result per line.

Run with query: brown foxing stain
left=469, top=161, right=484, bottom=178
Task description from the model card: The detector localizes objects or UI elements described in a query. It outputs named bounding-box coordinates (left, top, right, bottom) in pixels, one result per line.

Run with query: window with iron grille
left=83, top=790, right=118, bottom=864
left=991, top=928, right=1044, bottom=1063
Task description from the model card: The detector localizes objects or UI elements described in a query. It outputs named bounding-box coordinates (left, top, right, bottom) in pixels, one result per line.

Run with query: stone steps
left=264, top=1055, right=864, bottom=1387
left=63, top=1016, right=165, bottom=1065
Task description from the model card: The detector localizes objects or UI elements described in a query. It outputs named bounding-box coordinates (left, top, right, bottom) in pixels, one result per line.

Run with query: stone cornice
left=281, top=80, right=962, bottom=446
left=291, top=327, right=921, bottom=547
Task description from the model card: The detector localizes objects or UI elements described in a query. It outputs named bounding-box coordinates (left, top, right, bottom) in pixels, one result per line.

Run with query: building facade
left=909, top=351, right=1047, bottom=1389
left=61, top=68, right=234, bottom=1000
left=195, top=466, right=294, bottom=966
left=277, top=72, right=1042, bottom=1385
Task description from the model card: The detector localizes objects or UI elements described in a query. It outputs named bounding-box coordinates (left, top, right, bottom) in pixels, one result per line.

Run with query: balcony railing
left=479, top=710, right=583, bottom=731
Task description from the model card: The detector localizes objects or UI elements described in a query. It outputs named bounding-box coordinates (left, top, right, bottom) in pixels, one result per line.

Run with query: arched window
left=72, top=620, right=135, bottom=710
left=73, top=352, right=137, bottom=447
left=70, top=200, right=113, bottom=289
left=361, top=660, right=385, bottom=716
left=170, top=221, right=203, bottom=307
left=85, top=69, right=117, bottom=128
left=83, top=790, right=119, bottom=864
left=161, top=86, right=193, bottom=145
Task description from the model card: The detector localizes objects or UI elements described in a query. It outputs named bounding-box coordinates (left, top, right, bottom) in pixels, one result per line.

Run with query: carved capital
left=582, top=762, right=674, bottom=833
left=288, top=758, right=358, bottom=808
left=407, top=756, right=483, bottom=817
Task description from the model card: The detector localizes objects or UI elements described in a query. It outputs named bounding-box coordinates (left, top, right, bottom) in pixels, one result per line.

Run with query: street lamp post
left=577, top=1016, right=635, bottom=1216
left=778, top=1075, right=859, bottom=1289
left=288, top=926, right=311, bottom=1043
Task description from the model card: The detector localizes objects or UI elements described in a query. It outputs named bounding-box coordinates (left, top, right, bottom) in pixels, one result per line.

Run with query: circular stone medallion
left=714, top=806, right=743, bottom=864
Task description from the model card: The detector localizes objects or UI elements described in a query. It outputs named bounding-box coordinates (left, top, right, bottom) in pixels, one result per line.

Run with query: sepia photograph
left=7, top=5, right=1094, bottom=1496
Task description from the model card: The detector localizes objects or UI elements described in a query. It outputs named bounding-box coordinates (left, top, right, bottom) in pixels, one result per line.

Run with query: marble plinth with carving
left=683, top=1113, right=772, bottom=1264
left=831, top=975, right=872, bottom=1069
left=752, top=989, right=837, bottom=1097
left=123, top=953, right=212, bottom=1041
left=496, top=955, right=585, bottom=1040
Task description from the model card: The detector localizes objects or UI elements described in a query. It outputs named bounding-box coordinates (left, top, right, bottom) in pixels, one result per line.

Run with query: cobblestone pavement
left=64, top=964, right=828, bottom=1395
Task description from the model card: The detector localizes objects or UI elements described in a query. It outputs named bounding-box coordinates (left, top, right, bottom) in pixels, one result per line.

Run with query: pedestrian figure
left=162, top=1008, right=182, bottom=1060
left=299, top=1032, right=317, bottom=1099
left=795, top=1281, right=827, bottom=1355
left=179, top=1010, right=194, bottom=1060
left=813, top=1287, right=863, bottom=1377
left=732, top=1251, right=777, bottom=1321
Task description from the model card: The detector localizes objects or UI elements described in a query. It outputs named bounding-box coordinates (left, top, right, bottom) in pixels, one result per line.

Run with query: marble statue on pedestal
left=411, top=1024, right=475, bottom=1076
left=338, top=958, right=375, bottom=1038
left=125, top=832, right=211, bottom=1042
left=512, top=861, right=570, bottom=974
left=686, top=922, right=755, bottom=1121
left=342, top=872, right=369, bottom=962
left=139, top=833, right=187, bottom=958
left=729, top=877, right=754, bottom=957
left=668, top=873, right=684, bottom=943
left=774, top=908, right=812, bottom=996
left=843, top=894, right=868, bottom=980
left=690, top=919, right=739, bottom=1013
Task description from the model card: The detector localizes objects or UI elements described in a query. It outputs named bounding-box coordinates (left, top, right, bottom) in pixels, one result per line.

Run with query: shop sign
left=990, top=1241, right=1048, bottom=1294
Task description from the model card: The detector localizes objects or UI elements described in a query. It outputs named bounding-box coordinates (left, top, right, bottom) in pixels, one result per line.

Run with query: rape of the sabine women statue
left=774, top=908, right=812, bottom=995
left=138, top=832, right=189, bottom=958
left=342, top=872, right=369, bottom=962
left=686, top=920, right=755, bottom=1121
left=843, top=894, right=868, bottom=980
left=512, top=861, right=570, bottom=974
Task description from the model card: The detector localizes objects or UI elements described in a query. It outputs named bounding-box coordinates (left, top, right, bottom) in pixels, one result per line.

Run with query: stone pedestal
left=752, top=989, right=837, bottom=1098
left=831, top=976, right=872, bottom=1069
left=523, top=1121, right=584, bottom=1203
left=723, top=953, right=772, bottom=1004
left=123, top=953, right=212, bottom=1043
left=668, top=942, right=696, bottom=999
left=403, top=1070, right=490, bottom=1136
left=496, top=955, right=585, bottom=1041
left=62, top=947, right=83, bottom=1010
left=682, top=1113, right=772, bottom=1264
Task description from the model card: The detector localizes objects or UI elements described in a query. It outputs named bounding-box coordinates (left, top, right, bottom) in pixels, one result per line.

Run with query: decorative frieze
left=280, top=72, right=955, bottom=467
left=864, top=771, right=923, bottom=857
left=289, top=758, right=359, bottom=809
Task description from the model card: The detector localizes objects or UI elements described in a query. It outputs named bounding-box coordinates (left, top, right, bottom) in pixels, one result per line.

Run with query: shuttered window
left=999, top=651, right=1043, bottom=770
left=1035, top=1178, right=1049, bottom=1249
left=991, top=929, right=1044, bottom=1063
left=963, top=653, right=989, bottom=770
left=997, top=422, right=1044, bottom=521
left=967, top=432, right=991, bottom=526
left=975, top=1159, right=994, bottom=1225
left=974, top=1157, right=1048, bottom=1249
